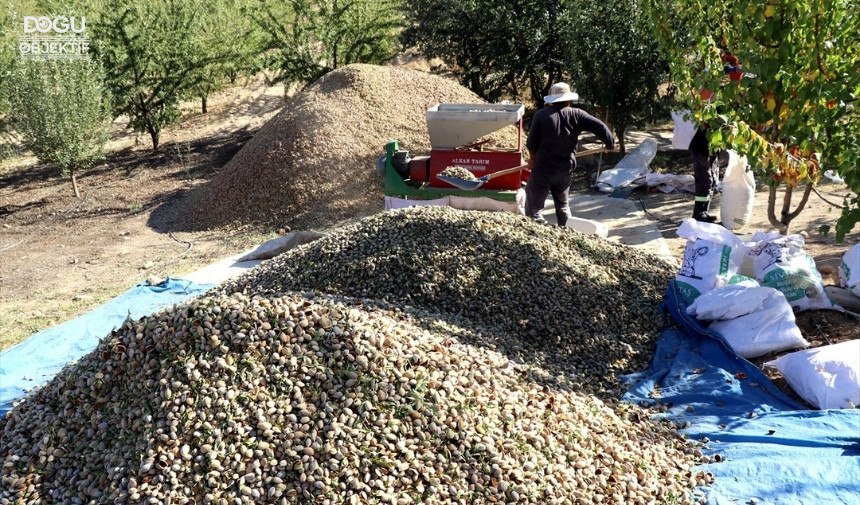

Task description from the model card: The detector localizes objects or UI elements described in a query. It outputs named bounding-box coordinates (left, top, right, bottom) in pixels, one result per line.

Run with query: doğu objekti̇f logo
left=19, top=16, right=89, bottom=60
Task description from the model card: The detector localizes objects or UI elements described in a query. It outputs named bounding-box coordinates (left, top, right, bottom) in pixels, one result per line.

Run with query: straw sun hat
left=543, top=82, right=579, bottom=104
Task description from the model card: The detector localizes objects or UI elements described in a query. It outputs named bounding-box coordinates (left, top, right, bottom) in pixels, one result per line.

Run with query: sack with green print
left=747, top=231, right=841, bottom=312
left=674, top=219, right=747, bottom=306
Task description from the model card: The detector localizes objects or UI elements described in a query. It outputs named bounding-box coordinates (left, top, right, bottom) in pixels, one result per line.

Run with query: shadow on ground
left=146, top=127, right=258, bottom=233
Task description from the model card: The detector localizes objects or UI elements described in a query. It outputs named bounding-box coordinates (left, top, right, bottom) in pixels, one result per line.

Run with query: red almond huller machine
left=377, top=103, right=526, bottom=203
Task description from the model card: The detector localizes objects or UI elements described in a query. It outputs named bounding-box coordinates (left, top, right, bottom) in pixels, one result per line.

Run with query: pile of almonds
left=179, top=64, right=521, bottom=233
left=439, top=166, right=478, bottom=181
left=0, top=207, right=712, bottom=505
left=1, top=59, right=718, bottom=504
left=219, top=206, right=676, bottom=397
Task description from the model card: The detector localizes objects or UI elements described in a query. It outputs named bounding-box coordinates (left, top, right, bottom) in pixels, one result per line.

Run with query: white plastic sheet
left=645, top=173, right=695, bottom=193
left=238, top=231, right=326, bottom=261
left=447, top=196, right=518, bottom=213
left=384, top=196, right=450, bottom=210
left=565, top=216, right=608, bottom=238
left=594, top=138, right=657, bottom=192
left=823, top=170, right=845, bottom=184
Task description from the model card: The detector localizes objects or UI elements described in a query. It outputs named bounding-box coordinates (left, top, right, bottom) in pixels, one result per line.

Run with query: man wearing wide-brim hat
left=525, top=82, right=615, bottom=227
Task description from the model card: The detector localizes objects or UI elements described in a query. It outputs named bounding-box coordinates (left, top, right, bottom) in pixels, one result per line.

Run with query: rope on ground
left=0, top=238, right=25, bottom=253
left=636, top=192, right=681, bottom=225
left=633, top=183, right=848, bottom=227
left=168, top=232, right=194, bottom=256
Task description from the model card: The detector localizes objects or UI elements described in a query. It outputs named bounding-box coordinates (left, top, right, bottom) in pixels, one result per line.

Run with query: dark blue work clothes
left=689, top=128, right=719, bottom=200
left=525, top=104, right=614, bottom=226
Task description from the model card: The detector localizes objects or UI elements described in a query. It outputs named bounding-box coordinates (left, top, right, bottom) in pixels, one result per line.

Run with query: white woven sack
left=708, top=288, right=808, bottom=359
left=671, top=110, right=696, bottom=150
left=675, top=219, right=746, bottom=305
left=766, top=339, right=860, bottom=410
left=719, top=150, right=755, bottom=230
left=839, top=243, right=860, bottom=297
left=747, top=231, right=840, bottom=311
left=686, top=282, right=771, bottom=321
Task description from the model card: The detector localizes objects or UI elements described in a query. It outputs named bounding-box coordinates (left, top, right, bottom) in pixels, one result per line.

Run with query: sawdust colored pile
left=181, top=64, right=521, bottom=232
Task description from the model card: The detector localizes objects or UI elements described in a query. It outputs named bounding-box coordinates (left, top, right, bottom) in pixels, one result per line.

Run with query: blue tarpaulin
left=0, top=277, right=214, bottom=416
left=623, top=281, right=860, bottom=504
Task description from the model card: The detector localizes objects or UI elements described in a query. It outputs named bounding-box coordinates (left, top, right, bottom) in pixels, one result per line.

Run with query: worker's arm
left=527, top=150, right=537, bottom=170
left=576, top=109, right=615, bottom=151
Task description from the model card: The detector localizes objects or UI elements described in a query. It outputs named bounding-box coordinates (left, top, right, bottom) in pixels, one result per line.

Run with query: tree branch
left=784, top=183, right=815, bottom=224
left=767, top=184, right=782, bottom=231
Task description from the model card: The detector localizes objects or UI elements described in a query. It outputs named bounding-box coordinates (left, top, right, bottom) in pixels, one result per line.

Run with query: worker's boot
left=693, top=200, right=717, bottom=223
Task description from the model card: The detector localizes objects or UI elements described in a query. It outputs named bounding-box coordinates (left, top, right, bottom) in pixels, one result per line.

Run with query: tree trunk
left=614, top=125, right=626, bottom=155
left=148, top=126, right=160, bottom=151
left=201, top=95, right=207, bottom=114
left=70, top=169, right=80, bottom=198
left=766, top=183, right=815, bottom=235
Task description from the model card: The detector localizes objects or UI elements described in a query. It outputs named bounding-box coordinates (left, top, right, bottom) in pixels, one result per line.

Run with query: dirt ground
left=1, top=75, right=858, bottom=408
left=0, top=75, right=288, bottom=350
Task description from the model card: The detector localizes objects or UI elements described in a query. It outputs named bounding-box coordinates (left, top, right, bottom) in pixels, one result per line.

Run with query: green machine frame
left=381, top=140, right=518, bottom=203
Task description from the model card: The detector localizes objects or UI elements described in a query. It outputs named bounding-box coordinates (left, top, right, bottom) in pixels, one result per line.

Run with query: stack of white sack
left=675, top=221, right=844, bottom=312
left=686, top=280, right=809, bottom=359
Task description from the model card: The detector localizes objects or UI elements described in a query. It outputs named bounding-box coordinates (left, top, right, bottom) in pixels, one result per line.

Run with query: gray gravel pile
left=1, top=290, right=706, bottom=505
left=181, top=64, right=521, bottom=232
left=217, top=206, right=676, bottom=396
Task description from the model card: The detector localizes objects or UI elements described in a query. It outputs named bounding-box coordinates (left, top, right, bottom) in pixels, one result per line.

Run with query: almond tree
left=92, top=0, right=210, bottom=150
left=254, top=0, right=402, bottom=88
left=0, top=3, right=24, bottom=158
left=185, top=0, right=264, bottom=114
left=401, top=0, right=671, bottom=151
left=401, top=0, right=575, bottom=108
left=567, top=0, right=672, bottom=154
left=643, top=0, right=860, bottom=240
left=7, top=59, right=111, bottom=197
